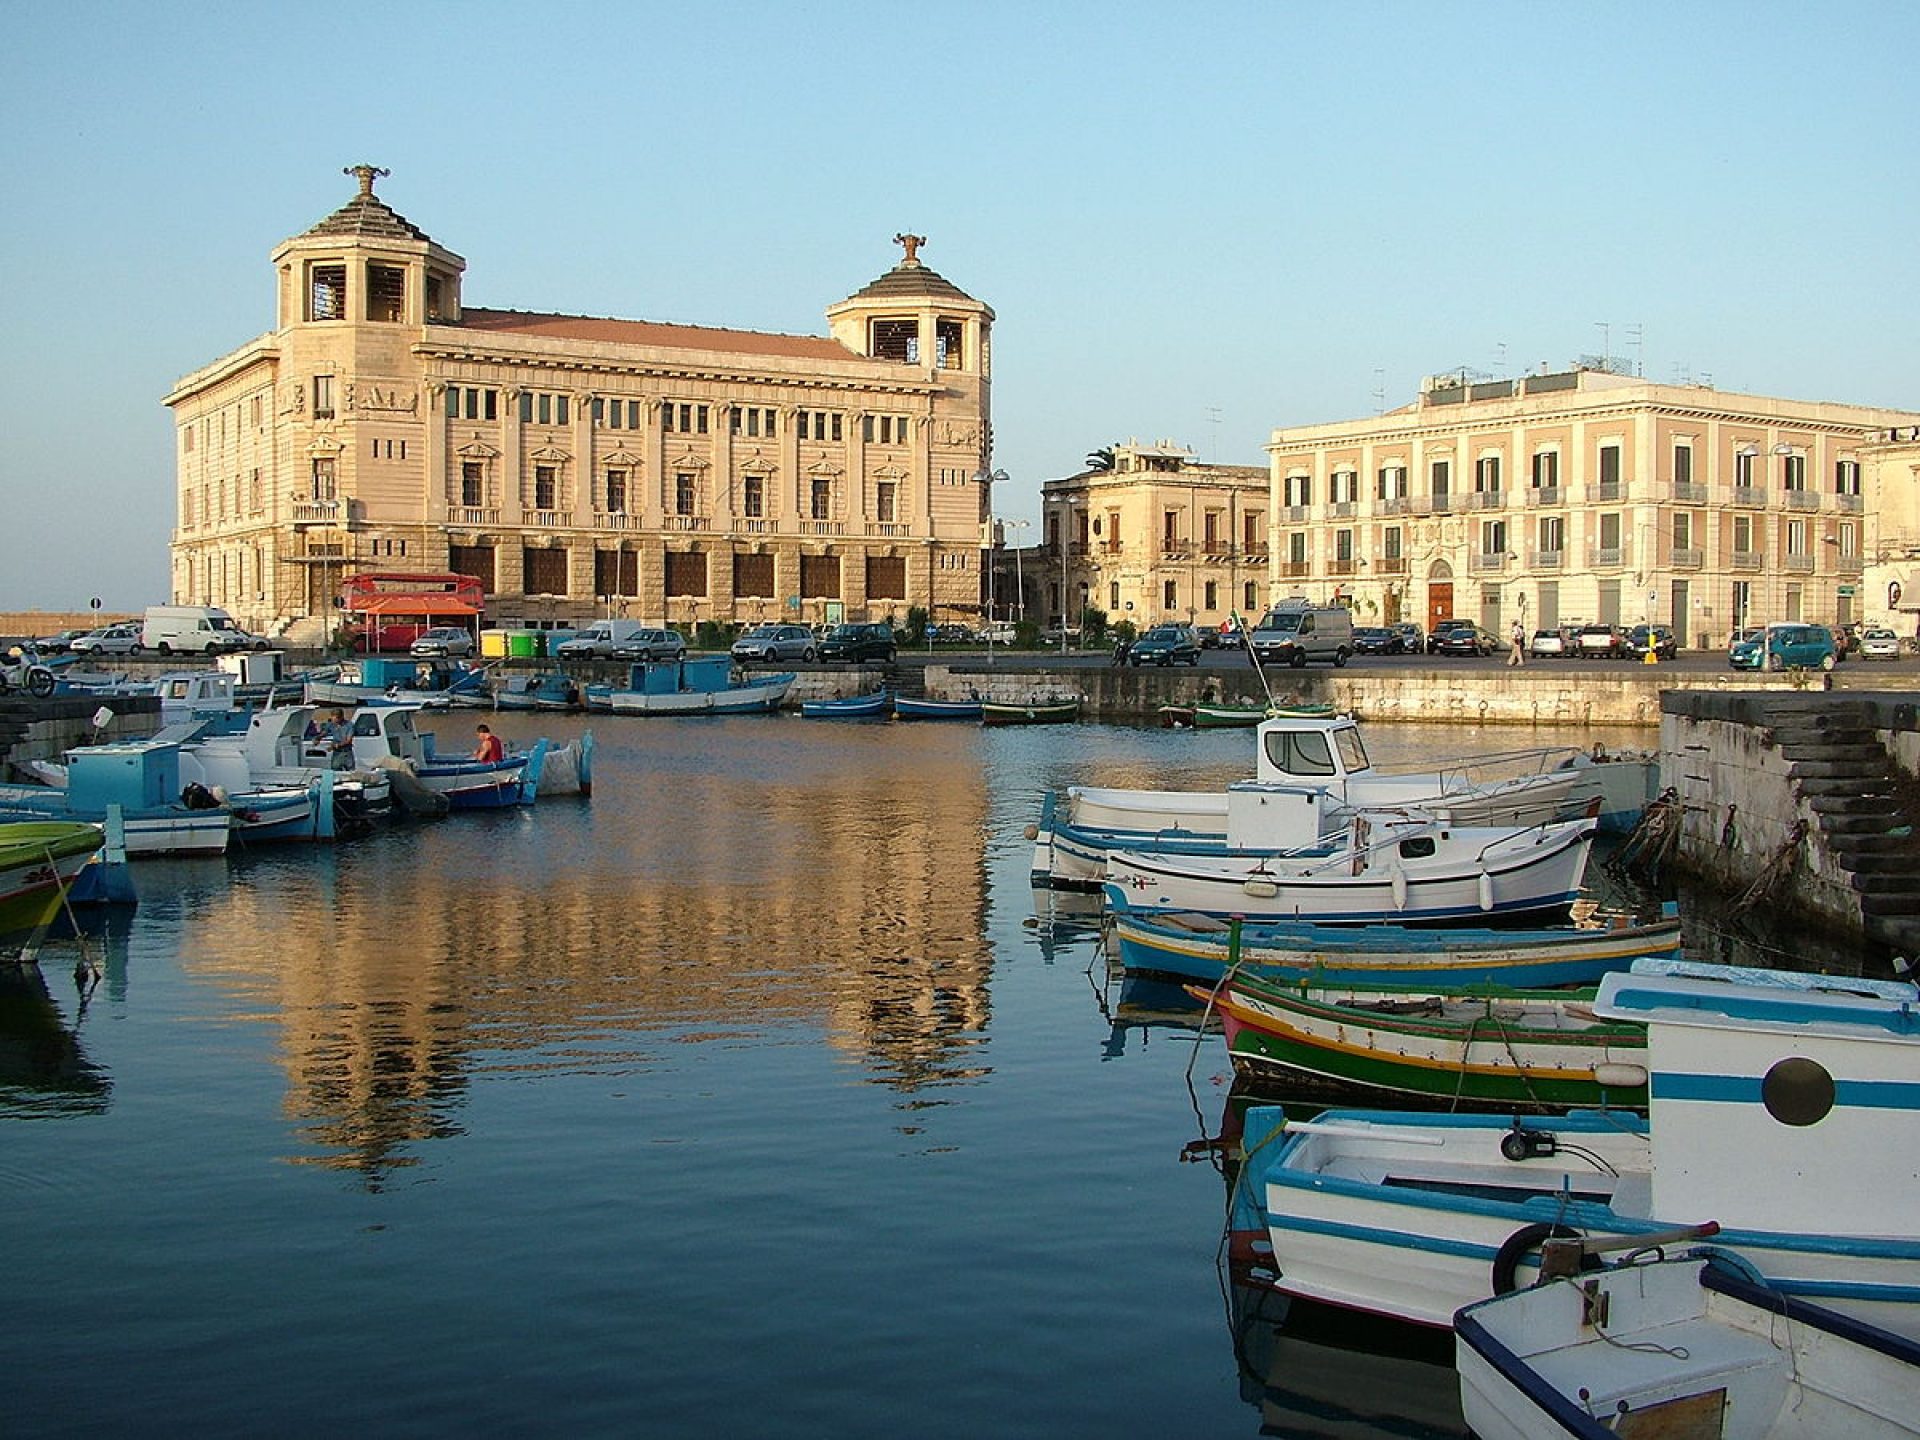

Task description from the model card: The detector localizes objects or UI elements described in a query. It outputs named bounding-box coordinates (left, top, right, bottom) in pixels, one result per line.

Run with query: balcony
left=1732, top=486, right=1765, bottom=508
left=740, top=518, right=774, bottom=534
left=1379, top=496, right=1409, bottom=515
left=1589, top=546, right=1625, bottom=569
left=1731, top=549, right=1764, bottom=570
left=1470, top=490, right=1504, bottom=510
left=1784, top=554, right=1815, bottom=573
left=1100, top=541, right=1124, bottom=555
left=1836, top=493, right=1863, bottom=512
left=1671, top=547, right=1703, bottom=568
left=1525, top=486, right=1563, bottom=507
left=292, top=498, right=343, bottom=526
left=1330, top=501, right=1356, bottom=519
left=1527, top=549, right=1564, bottom=569
left=1203, top=541, right=1235, bottom=557
left=1375, top=555, right=1407, bottom=575
left=867, top=522, right=909, bottom=537
left=1672, top=481, right=1708, bottom=504
left=446, top=505, right=499, bottom=527
left=1593, top=482, right=1623, bottom=503
left=529, top=510, right=572, bottom=528
left=1329, top=557, right=1358, bottom=576
left=1283, top=505, right=1310, bottom=523
left=801, top=519, right=844, bottom=536
left=1785, top=491, right=1820, bottom=511
left=592, top=511, right=635, bottom=530
left=1279, top=561, right=1312, bottom=578
left=1468, top=552, right=1510, bottom=574
left=664, top=514, right=710, bottom=531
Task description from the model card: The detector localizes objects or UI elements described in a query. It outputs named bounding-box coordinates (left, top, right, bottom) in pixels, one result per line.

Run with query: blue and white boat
left=341, top=704, right=547, bottom=809
left=801, top=690, right=891, bottom=719
left=1111, top=907, right=1683, bottom=989
left=1234, top=958, right=1920, bottom=1342
left=0, top=738, right=232, bottom=856
left=894, top=694, right=982, bottom=721
left=607, top=658, right=794, bottom=716
left=306, top=656, right=491, bottom=710
left=493, top=672, right=578, bottom=712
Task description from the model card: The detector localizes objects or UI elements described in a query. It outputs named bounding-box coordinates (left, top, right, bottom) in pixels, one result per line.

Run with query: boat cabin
left=1254, top=714, right=1372, bottom=787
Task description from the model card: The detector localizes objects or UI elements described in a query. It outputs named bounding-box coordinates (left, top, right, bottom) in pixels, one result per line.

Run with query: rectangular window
left=538, top=394, right=552, bottom=426
left=1839, top=521, right=1858, bottom=557
left=591, top=399, right=604, bottom=424
left=675, top=473, right=696, bottom=516
left=1430, top=459, right=1450, bottom=498
left=665, top=550, right=707, bottom=598
left=1244, top=581, right=1258, bottom=610
left=877, top=482, right=897, bottom=522
left=1383, top=526, right=1403, bottom=560
left=1335, top=529, right=1354, bottom=562
left=1531, top=451, right=1558, bottom=487
left=1163, top=510, right=1180, bottom=547
left=1204, top=580, right=1218, bottom=609
left=1782, top=453, right=1807, bottom=491
left=1481, top=519, right=1506, bottom=554
left=811, top=478, right=831, bottom=521
left=534, top=466, right=557, bottom=511
left=1376, top=465, right=1407, bottom=500
left=734, top=552, right=775, bottom=598
left=1787, top=518, right=1809, bottom=556
left=1836, top=459, right=1861, bottom=495
left=1474, top=455, right=1501, bottom=492
left=448, top=544, right=496, bottom=594
left=800, top=553, right=841, bottom=598
left=366, top=263, right=405, bottom=322
left=462, top=462, right=483, bottom=507
left=447, top=388, right=460, bottom=419
left=867, top=555, right=908, bottom=600
left=250, top=468, right=263, bottom=511
left=1735, top=449, right=1757, bottom=487
left=313, top=375, right=334, bottom=419
left=1287, top=532, right=1308, bottom=565
left=936, top=318, right=964, bottom=369
left=1734, top=514, right=1754, bottom=552
left=743, top=475, right=764, bottom=518
left=520, top=392, right=533, bottom=424
left=1672, top=511, right=1692, bottom=549
left=1538, top=516, right=1564, bottom=552
left=594, top=549, right=639, bottom=597
left=1163, top=579, right=1177, bottom=608
left=309, top=263, right=347, bottom=321
left=870, top=319, right=918, bottom=362
left=1331, top=469, right=1357, bottom=504
left=1599, top=445, right=1622, bottom=488
left=605, top=469, right=627, bottom=513
left=1674, top=443, right=1693, bottom=485
left=311, top=457, right=336, bottom=501
left=1284, top=473, right=1312, bottom=508
left=1600, top=512, right=1621, bottom=548
left=523, top=547, right=569, bottom=596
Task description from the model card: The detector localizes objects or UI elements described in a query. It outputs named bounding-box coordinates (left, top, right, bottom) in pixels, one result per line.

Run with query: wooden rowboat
left=894, top=695, right=982, bottom=720
left=801, top=690, right=892, bottom=719
left=981, top=697, right=1080, bottom=726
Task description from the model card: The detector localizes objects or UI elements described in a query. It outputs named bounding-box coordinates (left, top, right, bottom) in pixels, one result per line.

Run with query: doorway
left=1427, top=582, right=1453, bottom=631
left=1670, top=580, right=1689, bottom=648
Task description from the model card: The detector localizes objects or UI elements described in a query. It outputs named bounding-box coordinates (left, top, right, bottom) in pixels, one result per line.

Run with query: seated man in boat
left=471, top=724, right=504, bottom=764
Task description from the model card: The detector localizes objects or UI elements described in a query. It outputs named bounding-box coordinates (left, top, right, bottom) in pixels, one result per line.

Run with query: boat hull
left=894, top=697, right=983, bottom=720
left=0, top=823, right=104, bottom=941
left=801, top=691, right=891, bottom=718
left=981, top=700, right=1079, bottom=725
left=611, top=675, right=793, bottom=715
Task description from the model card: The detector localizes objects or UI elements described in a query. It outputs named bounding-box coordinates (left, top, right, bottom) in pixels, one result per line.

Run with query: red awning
left=356, top=594, right=480, bottom=616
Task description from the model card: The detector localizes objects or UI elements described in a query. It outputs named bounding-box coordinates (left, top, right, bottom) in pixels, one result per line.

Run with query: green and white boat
left=0, top=821, right=105, bottom=946
left=1200, top=970, right=1649, bottom=1107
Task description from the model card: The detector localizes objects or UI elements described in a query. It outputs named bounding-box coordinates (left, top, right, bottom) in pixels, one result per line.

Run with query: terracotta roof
left=843, top=261, right=980, bottom=306
left=453, top=308, right=857, bottom=361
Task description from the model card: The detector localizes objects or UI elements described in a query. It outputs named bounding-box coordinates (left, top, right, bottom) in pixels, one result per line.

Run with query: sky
left=2, top=1, right=1916, bottom=609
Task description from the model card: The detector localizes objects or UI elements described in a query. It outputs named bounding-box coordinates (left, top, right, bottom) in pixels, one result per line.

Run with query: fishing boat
left=1196, top=699, right=1334, bottom=728
left=894, top=694, right=983, bottom=721
left=1231, top=959, right=1920, bottom=1341
left=1455, top=1251, right=1920, bottom=1440
left=980, top=696, right=1080, bottom=725
left=1099, top=799, right=1598, bottom=924
left=1111, top=908, right=1682, bottom=989
left=493, top=672, right=579, bottom=712
left=0, top=739, right=233, bottom=856
left=801, top=690, right=891, bottom=719
left=0, top=822, right=105, bottom=945
left=1198, top=972, right=1650, bottom=1107
left=340, top=704, right=548, bottom=808
left=607, top=658, right=794, bottom=715
left=306, top=656, right=491, bottom=710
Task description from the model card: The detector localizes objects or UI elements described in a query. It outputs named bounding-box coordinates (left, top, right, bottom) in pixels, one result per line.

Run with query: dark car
left=1352, top=626, right=1403, bottom=655
left=1432, top=621, right=1497, bottom=657
left=31, top=628, right=91, bottom=654
left=1625, top=624, right=1677, bottom=661
left=1389, top=622, right=1424, bottom=653
left=1128, top=624, right=1201, bottom=666
left=818, top=622, right=897, bottom=663
left=1575, top=623, right=1627, bottom=659
left=1426, top=618, right=1483, bottom=655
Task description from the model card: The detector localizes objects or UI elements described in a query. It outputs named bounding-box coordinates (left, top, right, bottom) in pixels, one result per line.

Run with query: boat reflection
left=0, top=950, right=112, bottom=1117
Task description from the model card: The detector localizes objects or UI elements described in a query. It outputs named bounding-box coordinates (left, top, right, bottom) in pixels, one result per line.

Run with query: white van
left=142, top=605, right=247, bottom=655
left=553, top=619, right=651, bottom=659
left=1249, top=605, right=1355, bottom=667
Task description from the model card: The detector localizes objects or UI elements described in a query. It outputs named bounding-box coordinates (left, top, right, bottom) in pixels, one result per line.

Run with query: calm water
left=0, top=715, right=1833, bottom=1437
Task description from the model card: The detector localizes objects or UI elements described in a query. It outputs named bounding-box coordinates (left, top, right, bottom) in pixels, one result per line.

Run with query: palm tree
left=1084, top=446, right=1115, bottom=473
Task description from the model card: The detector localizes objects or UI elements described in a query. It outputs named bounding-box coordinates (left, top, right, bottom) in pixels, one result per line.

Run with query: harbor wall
left=0, top=695, right=163, bottom=776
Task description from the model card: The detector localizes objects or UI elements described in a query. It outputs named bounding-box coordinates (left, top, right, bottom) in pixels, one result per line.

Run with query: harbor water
left=0, top=715, right=1796, bottom=1437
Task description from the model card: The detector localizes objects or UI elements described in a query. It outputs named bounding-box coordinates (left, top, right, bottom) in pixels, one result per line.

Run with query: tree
left=1084, top=446, right=1115, bottom=473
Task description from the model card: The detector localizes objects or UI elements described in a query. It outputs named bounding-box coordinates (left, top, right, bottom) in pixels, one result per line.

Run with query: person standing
left=324, top=709, right=356, bottom=769
left=1508, top=620, right=1527, bottom=667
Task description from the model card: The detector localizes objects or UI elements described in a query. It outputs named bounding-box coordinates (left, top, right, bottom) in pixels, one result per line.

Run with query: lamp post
left=1004, top=518, right=1030, bottom=628
left=1058, top=496, right=1081, bottom=654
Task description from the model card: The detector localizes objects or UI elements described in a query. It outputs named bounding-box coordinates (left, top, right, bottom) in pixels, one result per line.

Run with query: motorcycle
left=0, top=648, right=58, bottom=699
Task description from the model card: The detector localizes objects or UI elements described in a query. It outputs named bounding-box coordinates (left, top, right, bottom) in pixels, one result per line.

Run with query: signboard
left=1838, top=585, right=1856, bottom=597
left=786, top=595, right=801, bottom=611
left=825, top=601, right=845, bottom=625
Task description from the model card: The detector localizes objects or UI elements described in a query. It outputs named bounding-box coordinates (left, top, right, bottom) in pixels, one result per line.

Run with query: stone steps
left=1775, top=704, right=1920, bottom=936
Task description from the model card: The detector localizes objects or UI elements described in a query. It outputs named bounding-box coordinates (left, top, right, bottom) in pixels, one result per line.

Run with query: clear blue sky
left=3, top=1, right=1915, bottom=609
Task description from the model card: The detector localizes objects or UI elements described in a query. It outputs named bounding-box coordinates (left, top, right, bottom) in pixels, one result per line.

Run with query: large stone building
left=165, top=168, right=995, bottom=640
left=1039, top=441, right=1268, bottom=636
left=1262, top=368, right=1920, bottom=647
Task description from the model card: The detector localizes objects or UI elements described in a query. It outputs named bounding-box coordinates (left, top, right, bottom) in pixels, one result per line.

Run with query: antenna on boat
left=1232, top=611, right=1280, bottom=713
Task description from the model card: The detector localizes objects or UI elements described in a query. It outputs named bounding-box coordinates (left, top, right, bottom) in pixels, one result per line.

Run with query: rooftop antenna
left=1626, top=323, right=1644, bottom=377
left=1494, top=341, right=1508, bottom=377
left=1205, top=406, right=1222, bottom=462
left=1371, top=369, right=1386, bottom=415
left=1596, top=322, right=1611, bottom=368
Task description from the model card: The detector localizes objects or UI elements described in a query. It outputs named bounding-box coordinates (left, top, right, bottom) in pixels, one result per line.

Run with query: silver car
left=731, top=624, right=816, bottom=663
left=411, top=627, right=476, bottom=658
left=611, top=628, right=687, bottom=662
left=69, top=623, right=144, bottom=655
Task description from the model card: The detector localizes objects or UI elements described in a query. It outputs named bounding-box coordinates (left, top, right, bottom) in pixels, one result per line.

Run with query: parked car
left=31, top=628, right=91, bottom=654
left=1426, top=618, right=1477, bottom=654
left=1860, top=627, right=1901, bottom=660
left=1529, top=628, right=1569, bottom=658
left=1389, top=622, right=1424, bottom=653
left=1625, top=624, right=1677, bottom=661
left=609, top=627, right=687, bottom=662
left=1351, top=626, right=1404, bottom=656
left=1729, top=623, right=1837, bottom=672
left=730, top=623, right=816, bottom=664
left=411, top=626, right=476, bottom=658
left=1431, top=621, right=1498, bottom=657
left=1215, top=619, right=1246, bottom=649
left=818, top=622, right=897, bottom=663
left=69, top=622, right=144, bottom=655
left=352, top=621, right=429, bottom=653
left=1128, top=624, right=1202, bottom=666
left=1574, top=623, right=1627, bottom=659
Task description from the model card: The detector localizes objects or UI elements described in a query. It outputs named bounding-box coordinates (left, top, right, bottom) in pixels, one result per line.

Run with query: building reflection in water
left=173, top=721, right=994, bottom=1182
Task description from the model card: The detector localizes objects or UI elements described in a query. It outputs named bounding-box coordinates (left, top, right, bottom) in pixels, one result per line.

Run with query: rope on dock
left=1607, top=786, right=1682, bottom=883
left=1728, top=818, right=1809, bottom=918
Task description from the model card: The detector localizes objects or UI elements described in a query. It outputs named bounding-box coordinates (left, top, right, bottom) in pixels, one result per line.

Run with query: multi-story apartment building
left=1862, top=427, right=1920, bottom=638
left=165, top=168, right=995, bottom=639
left=1264, top=368, right=1920, bottom=648
left=1040, top=441, right=1268, bottom=635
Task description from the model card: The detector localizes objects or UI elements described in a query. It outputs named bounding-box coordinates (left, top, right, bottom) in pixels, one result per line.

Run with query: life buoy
left=1491, top=1222, right=1593, bottom=1295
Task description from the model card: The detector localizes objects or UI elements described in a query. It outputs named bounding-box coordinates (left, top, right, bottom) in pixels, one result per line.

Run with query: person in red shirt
left=472, top=724, right=504, bottom=763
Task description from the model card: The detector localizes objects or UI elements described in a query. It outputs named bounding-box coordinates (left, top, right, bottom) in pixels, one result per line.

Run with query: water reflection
left=0, top=948, right=112, bottom=1118
left=165, top=717, right=997, bottom=1181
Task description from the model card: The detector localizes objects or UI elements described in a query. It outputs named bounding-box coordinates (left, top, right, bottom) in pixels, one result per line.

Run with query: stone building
left=1263, top=368, right=1920, bottom=647
left=1861, top=425, right=1920, bottom=639
left=1039, top=441, right=1268, bottom=637
left=164, top=168, right=995, bottom=640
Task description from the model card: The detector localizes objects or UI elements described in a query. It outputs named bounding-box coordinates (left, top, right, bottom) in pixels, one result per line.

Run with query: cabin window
left=1264, top=729, right=1336, bottom=778
left=1398, top=836, right=1436, bottom=859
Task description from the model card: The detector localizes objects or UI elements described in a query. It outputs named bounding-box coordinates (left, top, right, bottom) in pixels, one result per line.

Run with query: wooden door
left=1427, top=582, right=1453, bottom=630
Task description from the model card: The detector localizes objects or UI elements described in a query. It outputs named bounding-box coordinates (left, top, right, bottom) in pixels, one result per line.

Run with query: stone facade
left=165, top=172, right=995, bottom=639
left=1861, top=427, right=1920, bottom=640
left=1263, top=369, right=1920, bottom=646
left=1040, top=441, right=1268, bottom=636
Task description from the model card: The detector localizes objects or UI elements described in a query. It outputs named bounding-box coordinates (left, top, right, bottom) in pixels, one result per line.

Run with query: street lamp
left=1004, top=518, right=1030, bottom=626
left=1057, top=496, right=1082, bottom=654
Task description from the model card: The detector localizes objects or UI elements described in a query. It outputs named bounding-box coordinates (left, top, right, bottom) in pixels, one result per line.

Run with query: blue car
left=1729, top=623, right=1837, bottom=672
left=1128, top=624, right=1202, bottom=666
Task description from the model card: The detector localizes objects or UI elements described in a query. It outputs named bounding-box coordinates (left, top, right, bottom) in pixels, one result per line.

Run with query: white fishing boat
left=0, top=738, right=232, bottom=856
left=185, top=706, right=394, bottom=823
left=1456, top=1251, right=1920, bottom=1440
left=1232, top=959, right=1920, bottom=1342
left=1102, top=801, right=1597, bottom=924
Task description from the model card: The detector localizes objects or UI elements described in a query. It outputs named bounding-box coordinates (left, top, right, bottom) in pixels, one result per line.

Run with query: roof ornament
left=893, top=232, right=926, bottom=267
left=345, top=164, right=391, bottom=197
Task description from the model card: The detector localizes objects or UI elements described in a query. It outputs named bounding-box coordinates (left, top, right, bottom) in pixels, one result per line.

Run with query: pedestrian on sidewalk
left=1508, top=620, right=1527, bottom=667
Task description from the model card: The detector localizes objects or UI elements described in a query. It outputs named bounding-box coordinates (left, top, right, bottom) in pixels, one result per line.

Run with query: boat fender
left=1591, top=1062, right=1648, bottom=1090
left=1491, top=1222, right=1593, bottom=1296
left=1023, top=824, right=1040, bottom=841
left=1243, top=878, right=1280, bottom=899
left=1476, top=870, right=1495, bottom=912
left=1389, top=866, right=1408, bottom=911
